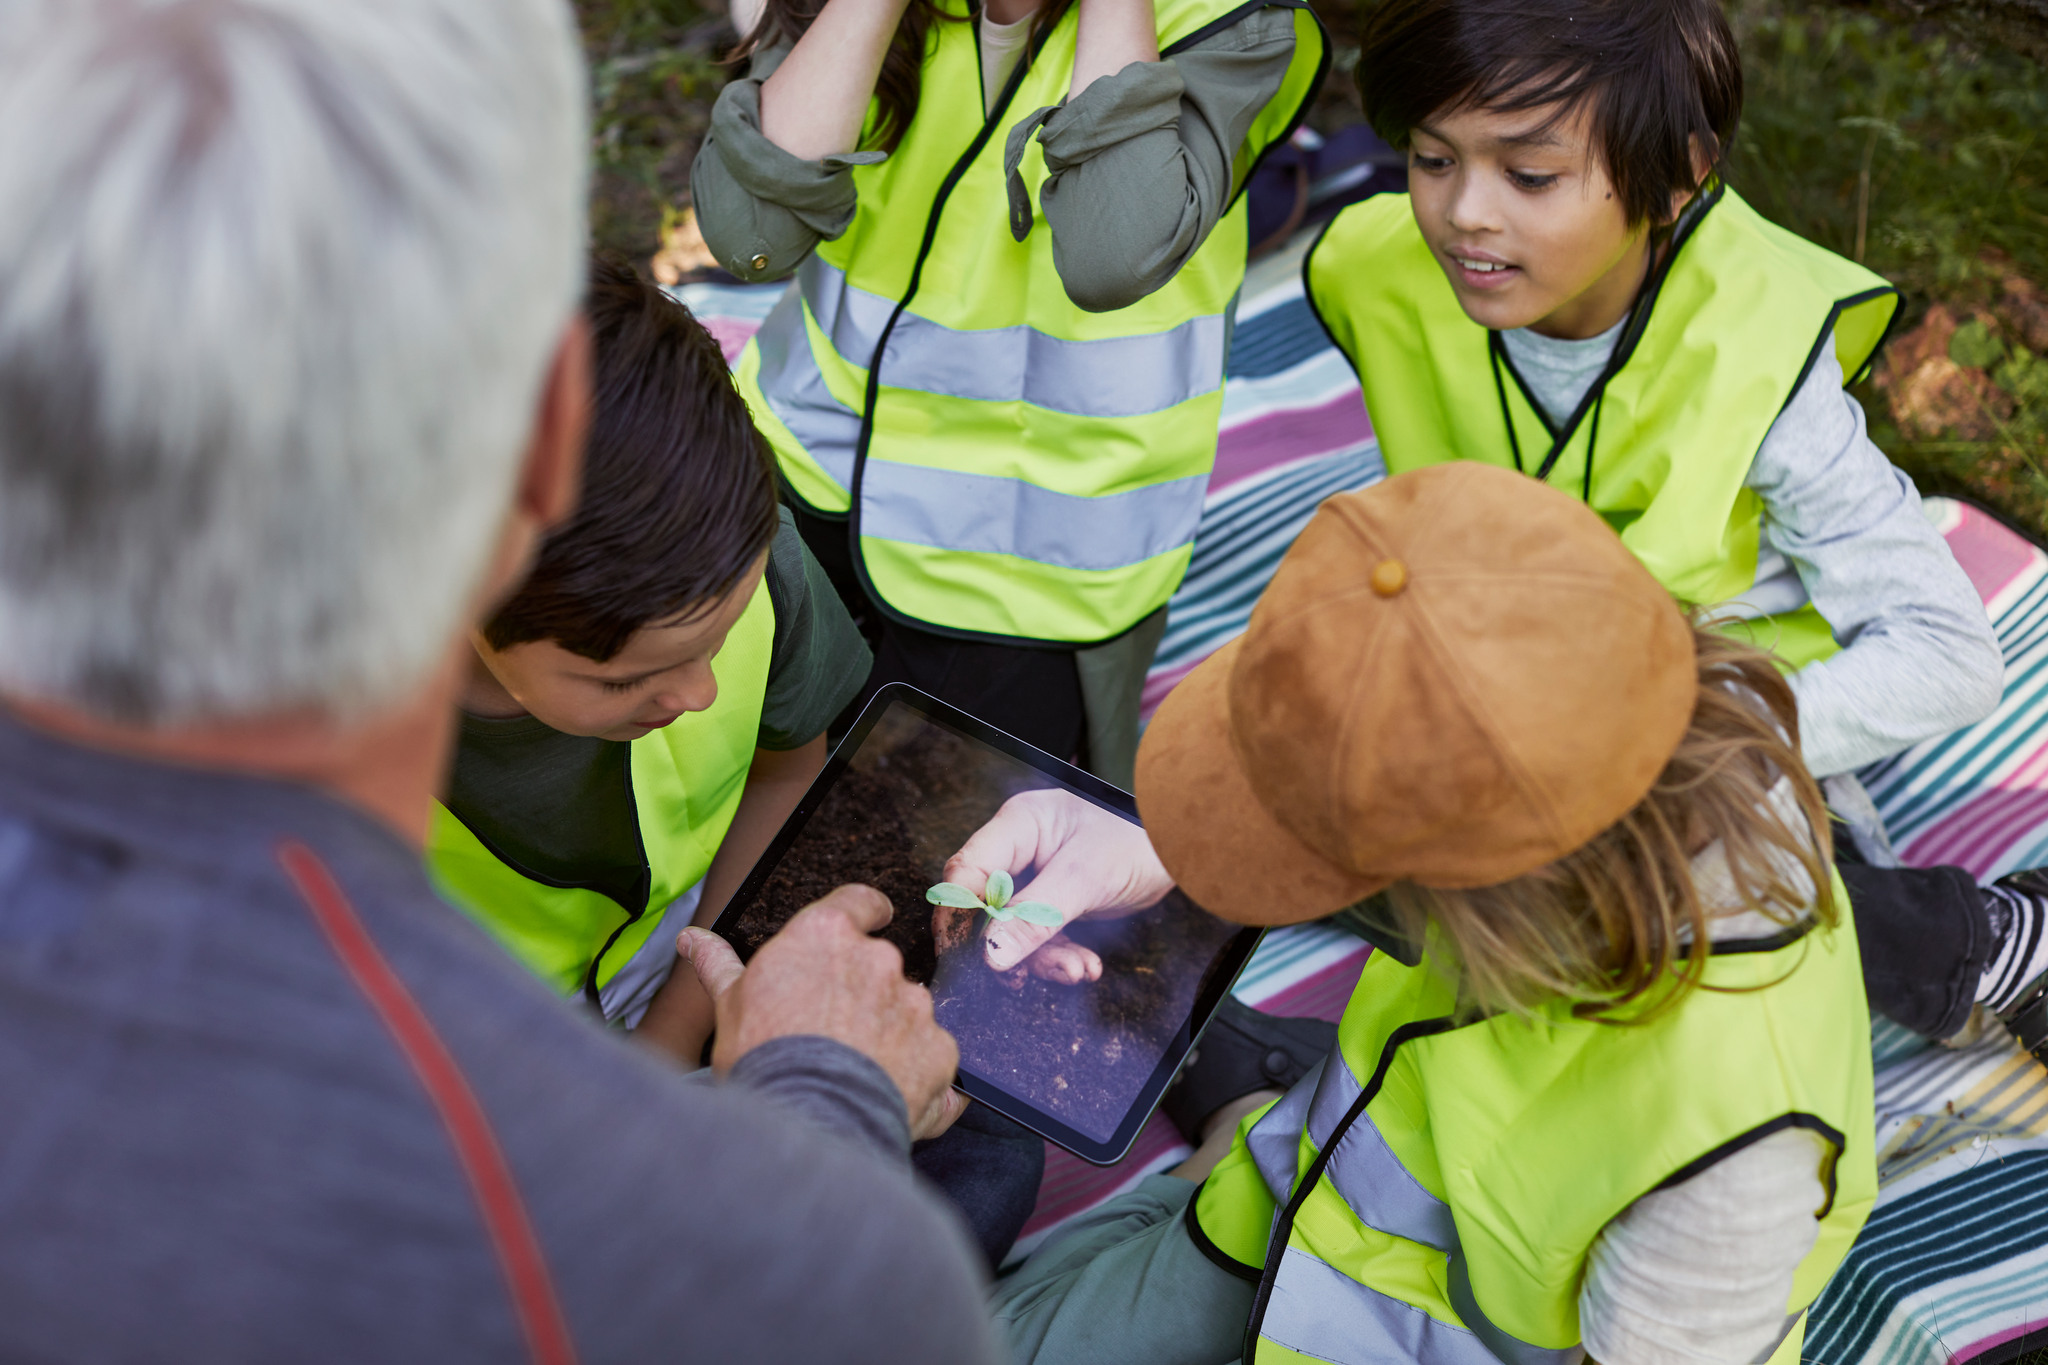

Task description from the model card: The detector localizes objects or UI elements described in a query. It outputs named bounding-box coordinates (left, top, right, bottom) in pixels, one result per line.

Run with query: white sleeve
left=1578, top=1127, right=1829, bottom=1365
left=1737, top=336, right=2003, bottom=776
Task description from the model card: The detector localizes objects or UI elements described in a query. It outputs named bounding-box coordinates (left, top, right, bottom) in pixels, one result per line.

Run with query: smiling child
left=1308, top=0, right=2001, bottom=781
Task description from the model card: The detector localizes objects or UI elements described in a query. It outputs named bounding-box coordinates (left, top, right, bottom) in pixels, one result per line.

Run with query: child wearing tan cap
left=990, top=462, right=1874, bottom=1365
left=1298, top=0, right=2048, bottom=1063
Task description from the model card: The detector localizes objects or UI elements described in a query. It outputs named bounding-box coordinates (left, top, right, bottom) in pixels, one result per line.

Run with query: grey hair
left=0, top=0, right=586, bottom=724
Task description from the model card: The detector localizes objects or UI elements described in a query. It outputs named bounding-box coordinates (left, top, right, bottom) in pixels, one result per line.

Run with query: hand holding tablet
left=712, top=685, right=1261, bottom=1163
left=940, top=790, right=1176, bottom=979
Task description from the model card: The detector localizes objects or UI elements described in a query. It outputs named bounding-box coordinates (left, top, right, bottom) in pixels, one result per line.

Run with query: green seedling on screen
left=926, top=869, right=1063, bottom=927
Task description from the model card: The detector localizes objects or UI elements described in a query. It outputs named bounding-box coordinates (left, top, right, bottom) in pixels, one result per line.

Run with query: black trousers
left=791, top=504, right=1087, bottom=761
left=1843, top=855, right=1997, bottom=1040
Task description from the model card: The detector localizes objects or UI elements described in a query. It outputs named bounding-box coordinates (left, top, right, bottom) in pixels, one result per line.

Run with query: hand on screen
left=942, top=789, right=1175, bottom=979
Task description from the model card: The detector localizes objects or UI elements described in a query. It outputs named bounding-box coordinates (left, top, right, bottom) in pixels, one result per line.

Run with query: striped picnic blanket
left=678, top=235, right=2048, bottom=1362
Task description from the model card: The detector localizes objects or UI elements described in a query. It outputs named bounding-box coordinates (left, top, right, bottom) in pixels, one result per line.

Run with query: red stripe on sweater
left=277, top=840, right=580, bottom=1365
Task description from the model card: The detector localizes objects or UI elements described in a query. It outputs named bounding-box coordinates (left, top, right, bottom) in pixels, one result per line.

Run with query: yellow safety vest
left=735, top=0, right=1327, bottom=645
left=1193, top=874, right=1877, bottom=1365
left=1304, top=187, right=1899, bottom=671
left=425, top=579, right=775, bottom=1023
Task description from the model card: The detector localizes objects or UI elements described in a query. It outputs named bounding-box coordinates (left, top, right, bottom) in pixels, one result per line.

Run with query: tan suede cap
left=1136, top=462, right=1699, bottom=924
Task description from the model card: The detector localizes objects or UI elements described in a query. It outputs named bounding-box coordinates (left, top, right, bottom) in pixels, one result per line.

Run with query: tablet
left=712, top=684, right=1262, bottom=1165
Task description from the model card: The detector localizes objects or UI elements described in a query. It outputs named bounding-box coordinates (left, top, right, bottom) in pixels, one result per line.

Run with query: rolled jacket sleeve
left=1012, top=5, right=1301, bottom=312
left=691, top=46, right=887, bottom=284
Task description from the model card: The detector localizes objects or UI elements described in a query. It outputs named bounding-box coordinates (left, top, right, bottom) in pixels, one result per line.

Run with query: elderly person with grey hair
left=0, top=2, right=997, bottom=1361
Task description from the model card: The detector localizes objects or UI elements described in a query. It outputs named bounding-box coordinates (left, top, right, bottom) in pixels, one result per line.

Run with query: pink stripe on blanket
left=701, top=316, right=761, bottom=363
left=1139, top=658, right=1202, bottom=723
left=1250, top=948, right=1371, bottom=1024
left=1902, top=775, right=2048, bottom=877
left=1943, top=502, right=2041, bottom=604
left=1210, top=390, right=1373, bottom=494
left=1020, top=1114, right=1187, bottom=1238
left=1957, top=1315, right=2048, bottom=1363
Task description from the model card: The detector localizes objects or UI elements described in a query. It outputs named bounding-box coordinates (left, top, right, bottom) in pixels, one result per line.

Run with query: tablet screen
left=714, top=685, right=1259, bottom=1163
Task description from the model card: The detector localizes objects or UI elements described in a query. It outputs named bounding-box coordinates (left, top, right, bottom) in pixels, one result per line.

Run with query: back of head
left=0, top=0, right=586, bottom=724
left=483, top=258, right=780, bottom=663
left=1356, top=0, right=1743, bottom=227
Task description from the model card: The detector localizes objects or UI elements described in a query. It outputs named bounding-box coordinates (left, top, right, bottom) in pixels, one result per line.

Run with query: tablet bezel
left=709, top=682, right=1262, bottom=1165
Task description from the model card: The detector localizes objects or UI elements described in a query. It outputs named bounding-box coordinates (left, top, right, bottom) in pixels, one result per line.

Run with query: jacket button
left=749, top=252, right=770, bottom=272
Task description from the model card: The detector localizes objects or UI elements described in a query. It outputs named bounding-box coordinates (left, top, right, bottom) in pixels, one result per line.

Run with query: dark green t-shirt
left=444, top=512, right=871, bottom=911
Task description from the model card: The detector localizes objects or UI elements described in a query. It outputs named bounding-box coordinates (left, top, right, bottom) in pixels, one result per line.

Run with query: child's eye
left=1508, top=171, right=1560, bottom=191
left=1412, top=153, right=1453, bottom=174
left=599, top=677, right=642, bottom=695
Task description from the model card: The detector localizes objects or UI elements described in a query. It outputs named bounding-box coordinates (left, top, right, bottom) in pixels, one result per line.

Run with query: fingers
left=942, top=790, right=1060, bottom=896
left=984, top=915, right=1065, bottom=973
left=911, top=1085, right=968, bottom=1142
left=1025, top=935, right=1103, bottom=984
left=789, top=882, right=894, bottom=937
left=679, top=928, right=746, bottom=1003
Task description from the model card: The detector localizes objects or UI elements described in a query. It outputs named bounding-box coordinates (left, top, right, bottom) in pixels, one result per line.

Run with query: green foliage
left=927, top=870, right=1065, bottom=927
left=575, top=0, right=732, bottom=263
left=1726, top=0, right=2048, bottom=534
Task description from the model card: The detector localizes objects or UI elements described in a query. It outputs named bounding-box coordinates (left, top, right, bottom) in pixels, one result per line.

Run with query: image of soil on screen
left=724, top=705, right=1242, bottom=1144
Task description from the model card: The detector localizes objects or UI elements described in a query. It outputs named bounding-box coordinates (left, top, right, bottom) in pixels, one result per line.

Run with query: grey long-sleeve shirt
left=1501, top=322, right=2005, bottom=776
left=0, top=706, right=998, bottom=1365
left=692, top=7, right=1299, bottom=313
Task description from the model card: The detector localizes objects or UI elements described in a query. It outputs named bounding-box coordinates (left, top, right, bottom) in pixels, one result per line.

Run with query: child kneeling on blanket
left=1296, top=0, right=2048, bottom=1060
left=993, top=463, right=1874, bottom=1365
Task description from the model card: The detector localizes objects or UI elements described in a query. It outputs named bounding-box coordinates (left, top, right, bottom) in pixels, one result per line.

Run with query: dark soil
left=725, top=707, right=1242, bottom=1144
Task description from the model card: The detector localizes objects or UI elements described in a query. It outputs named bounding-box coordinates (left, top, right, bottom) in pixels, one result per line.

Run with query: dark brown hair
left=735, top=0, right=1074, bottom=155
left=1384, top=622, right=1837, bottom=1022
left=483, top=257, right=780, bottom=662
left=1355, top=0, right=1744, bottom=227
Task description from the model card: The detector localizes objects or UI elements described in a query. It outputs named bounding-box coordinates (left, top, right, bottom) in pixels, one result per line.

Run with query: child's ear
left=1665, top=134, right=1715, bottom=224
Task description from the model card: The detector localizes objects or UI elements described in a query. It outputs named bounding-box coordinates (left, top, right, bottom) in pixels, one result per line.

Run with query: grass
left=575, top=0, right=730, bottom=264
left=1726, top=0, right=2048, bottom=535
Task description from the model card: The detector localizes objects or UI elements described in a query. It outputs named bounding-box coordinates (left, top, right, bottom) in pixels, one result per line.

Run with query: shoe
left=1161, top=997, right=1336, bottom=1144
left=1993, top=869, right=2048, bottom=1066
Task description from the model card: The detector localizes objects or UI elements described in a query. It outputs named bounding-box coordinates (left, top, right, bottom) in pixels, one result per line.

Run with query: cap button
left=1371, top=559, right=1408, bottom=597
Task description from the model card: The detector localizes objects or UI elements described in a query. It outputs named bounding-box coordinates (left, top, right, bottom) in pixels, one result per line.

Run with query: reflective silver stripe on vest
left=858, top=462, right=1208, bottom=571
left=1447, top=1252, right=1586, bottom=1365
left=799, top=256, right=1229, bottom=417
left=754, top=282, right=862, bottom=489
left=1300, top=1045, right=1461, bottom=1253
left=1258, top=1043, right=1587, bottom=1365
left=1263, top=1249, right=1504, bottom=1365
left=1247, top=1057, right=1322, bottom=1200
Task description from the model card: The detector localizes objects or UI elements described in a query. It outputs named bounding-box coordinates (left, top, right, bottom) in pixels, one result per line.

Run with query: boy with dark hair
left=427, top=256, right=869, bottom=1050
left=1299, top=0, right=2048, bottom=1060
left=429, top=257, right=1045, bottom=1267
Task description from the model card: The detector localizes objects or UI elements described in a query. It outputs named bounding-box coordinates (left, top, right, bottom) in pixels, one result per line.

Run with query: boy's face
left=1405, top=100, right=1651, bottom=340
left=474, top=555, right=769, bottom=742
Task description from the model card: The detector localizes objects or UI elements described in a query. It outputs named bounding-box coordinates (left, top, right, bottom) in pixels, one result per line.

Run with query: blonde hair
left=1384, top=622, right=1837, bottom=1021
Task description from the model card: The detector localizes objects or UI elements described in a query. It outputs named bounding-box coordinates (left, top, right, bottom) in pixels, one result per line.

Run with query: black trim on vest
left=1183, top=1190, right=1265, bottom=1282
left=837, top=0, right=1324, bottom=651
left=1485, top=185, right=1727, bottom=494
left=442, top=771, right=654, bottom=1017
left=1241, top=1016, right=1459, bottom=1361
left=1162, top=0, right=1331, bottom=214
left=1781, top=285, right=1905, bottom=414
left=1678, top=914, right=1824, bottom=958
left=1299, top=212, right=1350, bottom=367
left=1649, top=1111, right=1849, bottom=1220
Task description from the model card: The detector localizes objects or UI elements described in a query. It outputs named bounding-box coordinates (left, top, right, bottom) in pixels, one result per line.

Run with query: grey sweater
left=692, top=7, right=1300, bottom=312
left=0, top=707, right=997, bottom=1364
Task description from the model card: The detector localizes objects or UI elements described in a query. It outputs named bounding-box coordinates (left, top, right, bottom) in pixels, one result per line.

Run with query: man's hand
left=944, top=789, right=1175, bottom=976
left=680, top=885, right=966, bottom=1141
